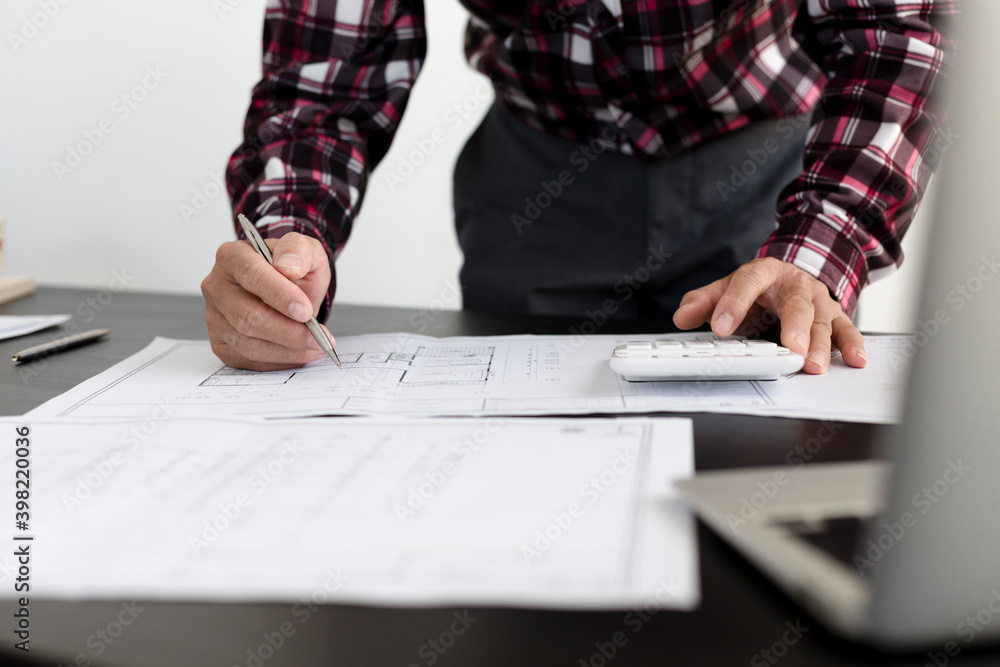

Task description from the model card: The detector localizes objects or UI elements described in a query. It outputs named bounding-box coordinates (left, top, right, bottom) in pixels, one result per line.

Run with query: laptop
left=676, top=4, right=1000, bottom=650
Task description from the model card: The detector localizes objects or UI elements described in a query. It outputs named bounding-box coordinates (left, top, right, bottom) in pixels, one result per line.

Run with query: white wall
left=0, top=0, right=924, bottom=333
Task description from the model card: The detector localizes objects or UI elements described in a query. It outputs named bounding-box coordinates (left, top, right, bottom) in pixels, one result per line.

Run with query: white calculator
left=610, top=338, right=805, bottom=381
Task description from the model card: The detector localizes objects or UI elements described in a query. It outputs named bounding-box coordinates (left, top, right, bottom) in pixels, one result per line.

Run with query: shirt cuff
left=757, top=218, right=868, bottom=318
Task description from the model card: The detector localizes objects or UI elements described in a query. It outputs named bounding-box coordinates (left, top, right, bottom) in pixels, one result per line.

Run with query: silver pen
left=12, top=328, right=110, bottom=363
left=237, top=214, right=342, bottom=368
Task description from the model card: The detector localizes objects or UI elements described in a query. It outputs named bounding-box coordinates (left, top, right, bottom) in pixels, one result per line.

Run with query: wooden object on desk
left=0, top=216, right=37, bottom=304
left=0, top=275, right=36, bottom=305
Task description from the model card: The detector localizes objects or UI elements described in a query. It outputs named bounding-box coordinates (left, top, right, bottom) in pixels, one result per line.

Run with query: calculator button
left=682, top=341, right=715, bottom=356
left=713, top=341, right=747, bottom=356
left=744, top=341, right=779, bottom=356
left=652, top=341, right=683, bottom=357
left=609, top=336, right=805, bottom=380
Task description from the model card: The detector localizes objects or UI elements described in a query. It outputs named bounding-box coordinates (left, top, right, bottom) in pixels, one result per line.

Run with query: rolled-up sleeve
left=227, top=0, right=426, bottom=319
left=759, top=0, right=957, bottom=316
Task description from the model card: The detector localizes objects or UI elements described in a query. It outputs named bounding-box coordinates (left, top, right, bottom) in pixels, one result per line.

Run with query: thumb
left=268, top=233, right=323, bottom=280
left=268, top=234, right=309, bottom=280
left=265, top=232, right=331, bottom=313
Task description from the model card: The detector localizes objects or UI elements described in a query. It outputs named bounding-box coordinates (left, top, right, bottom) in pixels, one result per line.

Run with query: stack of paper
left=6, top=331, right=911, bottom=610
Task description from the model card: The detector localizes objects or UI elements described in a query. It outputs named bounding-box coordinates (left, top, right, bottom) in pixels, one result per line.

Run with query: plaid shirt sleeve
left=759, top=0, right=957, bottom=316
left=226, top=0, right=426, bottom=320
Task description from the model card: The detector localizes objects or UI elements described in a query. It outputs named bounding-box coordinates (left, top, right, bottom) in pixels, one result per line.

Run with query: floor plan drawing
left=27, top=333, right=911, bottom=423
left=5, top=416, right=698, bottom=609
left=199, top=345, right=497, bottom=389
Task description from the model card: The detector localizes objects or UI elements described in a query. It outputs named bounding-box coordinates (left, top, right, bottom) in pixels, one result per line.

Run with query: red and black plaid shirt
left=227, top=0, right=956, bottom=318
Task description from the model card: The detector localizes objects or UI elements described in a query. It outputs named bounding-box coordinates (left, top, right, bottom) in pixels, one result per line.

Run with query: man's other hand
left=201, top=232, right=333, bottom=370
left=672, top=257, right=867, bottom=374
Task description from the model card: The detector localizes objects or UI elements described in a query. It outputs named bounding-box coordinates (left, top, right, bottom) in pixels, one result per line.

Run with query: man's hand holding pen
left=201, top=227, right=336, bottom=371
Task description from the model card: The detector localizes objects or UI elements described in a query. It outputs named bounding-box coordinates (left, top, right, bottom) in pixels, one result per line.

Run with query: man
left=202, top=0, right=955, bottom=373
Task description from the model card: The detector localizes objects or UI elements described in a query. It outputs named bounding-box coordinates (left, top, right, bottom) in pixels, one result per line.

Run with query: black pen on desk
left=11, top=328, right=110, bottom=363
left=237, top=213, right=342, bottom=368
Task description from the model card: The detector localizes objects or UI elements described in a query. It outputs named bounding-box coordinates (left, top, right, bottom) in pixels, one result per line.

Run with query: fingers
left=707, top=259, right=781, bottom=338
left=208, top=274, right=320, bottom=350
left=773, top=293, right=814, bottom=358
left=269, top=233, right=327, bottom=280
left=803, top=318, right=832, bottom=374
left=832, top=314, right=868, bottom=369
left=269, top=233, right=332, bottom=316
left=202, top=236, right=334, bottom=370
left=672, top=257, right=867, bottom=375
left=673, top=278, right=729, bottom=330
left=205, top=302, right=326, bottom=370
left=222, top=240, right=315, bottom=323
left=211, top=340, right=324, bottom=372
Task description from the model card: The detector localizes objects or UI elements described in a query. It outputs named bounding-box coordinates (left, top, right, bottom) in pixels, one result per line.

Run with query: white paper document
left=2, top=416, right=697, bottom=609
left=0, top=314, right=70, bottom=341
left=27, top=333, right=912, bottom=423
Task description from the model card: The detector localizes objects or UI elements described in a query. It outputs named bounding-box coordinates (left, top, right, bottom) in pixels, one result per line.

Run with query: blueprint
left=26, top=333, right=912, bottom=423
left=1, top=416, right=697, bottom=609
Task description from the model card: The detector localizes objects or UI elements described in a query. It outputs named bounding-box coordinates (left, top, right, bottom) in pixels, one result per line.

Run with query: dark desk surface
left=0, top=287, right=995, bottom=666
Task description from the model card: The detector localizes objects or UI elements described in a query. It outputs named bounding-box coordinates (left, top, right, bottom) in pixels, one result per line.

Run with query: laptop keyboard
left=776, top=516, right=866, bottom=569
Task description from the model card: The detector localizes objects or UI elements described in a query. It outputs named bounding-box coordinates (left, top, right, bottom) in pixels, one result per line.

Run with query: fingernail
left=288, top=301, right=309, bottom=321
left=855, top=347, right=867, bottom=363
left=714, top=313, right=735, bottom=336
left=676, top=303, right=691, bottom=311
left=791, top=331, right=808, bottom=353
left=276, top=254, right=303, bottom=270
left=808, top=351, right=828, bottom=370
